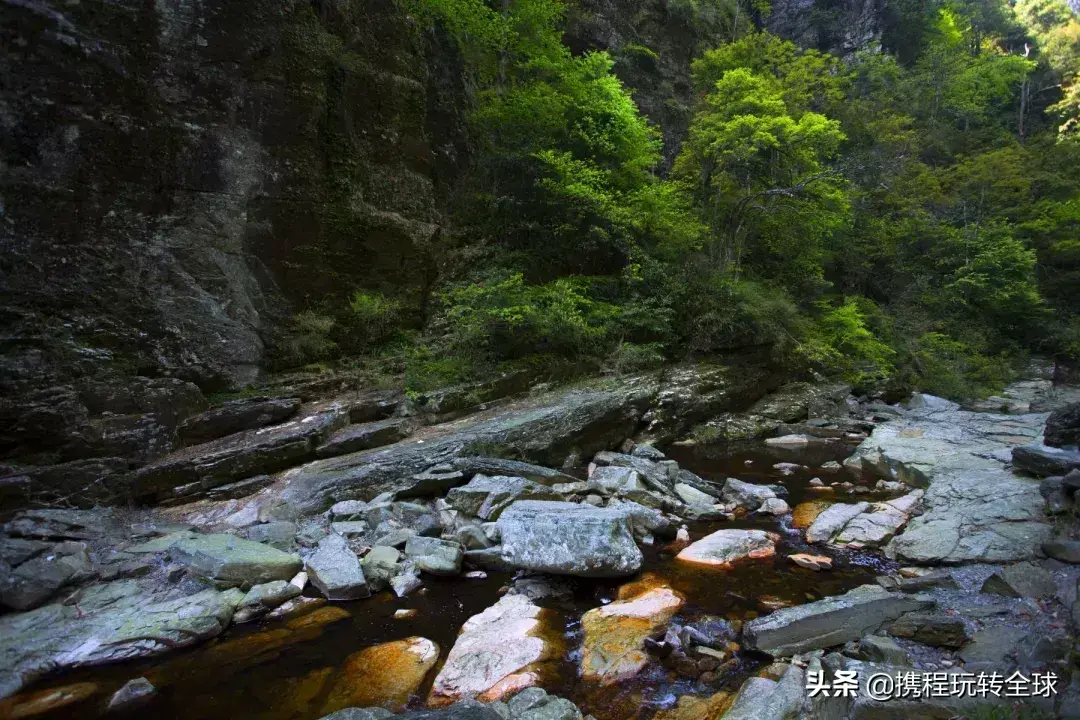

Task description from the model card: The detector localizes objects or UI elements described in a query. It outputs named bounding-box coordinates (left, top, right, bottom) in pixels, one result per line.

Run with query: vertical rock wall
left=1, top=0, right=465, bottom=393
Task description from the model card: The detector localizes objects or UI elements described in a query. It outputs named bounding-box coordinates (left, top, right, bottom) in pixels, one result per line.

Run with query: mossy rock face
left=1, top=0, right=465, bottom=398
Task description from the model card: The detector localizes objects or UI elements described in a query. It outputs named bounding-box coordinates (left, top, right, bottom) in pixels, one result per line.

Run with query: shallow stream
left=14, top=439, right=898, bottom=720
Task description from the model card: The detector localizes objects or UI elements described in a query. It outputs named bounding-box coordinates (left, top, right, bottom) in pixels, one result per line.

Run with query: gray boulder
left=805, top=502, right=869, bottom=544
left=168, top=534, right=302, bottom=588
left=1045, top=402, right=1080, bottom=448
left=743, top=585, right=932, bottom=656
left=721, top=477, right=780, bottom=510
left=0, top=541, right=94, bottom=610
left=1043, top=539, right=1080, bottom=563
left=887, top=611, right=969, bottom=647
left=446, top=475, right=560, bottom=521
left=1013, top=444, right=1080, bottom=477
left=405, top=536, right=464, bottom=576
left=0, top=580, right=235, bottom=698
left=106, top=677, right=156, bottom=712
left=496, top=501, right=642, bottom=577
left=586, top=466, right=646, bottom=495
left=239, top=580, right=301, bottom=610
left=722, top=665, right=806, bottom=720
left=306, top=533, right=369, bottom=600
left=980, top=562, right=1057, bottom=598
left=592, top=451, right=675, bottom=493
left=676, top=529, right=777, bottom=567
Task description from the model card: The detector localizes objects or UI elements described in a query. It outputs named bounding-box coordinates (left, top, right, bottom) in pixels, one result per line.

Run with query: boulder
left=274, top=382, right=656, bottom=515
left=1043, top=539, right=1080, bottom=563
left=321, top=637, right=440, bottom=713
left=693, top=413, right=780, bottom=442
left=805, top=502, right=869, bottom=544
left=587, top=466, right=646, bottom=496
left=758, top=498, right=790, bottom=515
left=429, top=594, right=558, bottom=704
left=405, top=536, right=464, bottom=576
left=721, top=665, right=806, bottom=720
left=1012, top=444, right=1080, bottom=477
left=980, top=562, right=1056, bottom=598
left=168, top=534, right=302, bottom=588
left=0, top=542, right=94, bottom=610
left=829, top=492, right=923, bottom=550
left=306, top=534, right=369, bottom=600
left=592, top=452, right=675, bottom=494
left=1045, top=402, right=1080, bottom=448
left=673, top=482, right=716, bottom=507
left=887, top=611, right=969, bottom=648
left=240, top=580, right=302, bottom=610
left=749, top=382, right=850, bottom=423
left=106, top=677, right=156, bottom=712
left=580, top=577, right=684, bottom=685
left=361, top=546, right=402, bottom=590
left=958, top=626, right=1028, bottom=666
left=851, top=635, right=910, bottom=665
left=178, top=397, right=301, bottom=445
left=316, top=420, right=412, bottom=458
left=676, top=529, right=778, bottom=568
left=720, top=478, right=779, bottom=511
left=446, top=476, right=560, bottom=521
left=496, top=501, right=642, bottom=577
left=605, top=499, right=674, bottom=540
left=0, top=580, right=235, bottom=698
left=743, top=585, right=932, bottom=656
left=789, top=554, right=832, bottom=571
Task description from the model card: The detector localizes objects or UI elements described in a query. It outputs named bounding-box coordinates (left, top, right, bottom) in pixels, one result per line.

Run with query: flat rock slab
left=276, top=384, right=657, bottom=515
left=497, top=501, right=642, bottom=577
left=0, top=580, right=235, bottom=698
left=743, top=584, right=932, bottom=656
left=843, top=407, right=1053, bottom=564
left=580, top=578, right=684, bottom=685
left=178, top=398, right=301, bottom=445
left=430, top=594, right=557, bottom=704
left=316, top=420, right=411, bottom=459
left=676, top=529, right=778, bottom=568
left=168, top=534, right=302, bottom=587
left=135, top=407, right=348, bottom=502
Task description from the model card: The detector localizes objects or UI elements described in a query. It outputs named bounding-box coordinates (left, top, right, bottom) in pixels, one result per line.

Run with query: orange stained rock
left=581, top=581, right=684, bottom=686
left=322, top=637, right=440, bottom=713
left=0, top=682, right=97, bottom=719
left=790, top=500, right=834, bottom=529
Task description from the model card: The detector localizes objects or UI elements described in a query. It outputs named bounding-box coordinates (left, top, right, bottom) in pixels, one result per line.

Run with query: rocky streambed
left=1, top=365, right=1079, bottom=719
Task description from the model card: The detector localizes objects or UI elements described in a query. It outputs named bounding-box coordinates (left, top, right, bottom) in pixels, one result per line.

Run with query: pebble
left=394, top=609, right=418, bottom=619
left=465, top=571, right=488, bottom=579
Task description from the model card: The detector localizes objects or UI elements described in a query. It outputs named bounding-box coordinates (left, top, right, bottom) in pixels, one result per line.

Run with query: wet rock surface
left=1, top=370, right=1078, bottom=720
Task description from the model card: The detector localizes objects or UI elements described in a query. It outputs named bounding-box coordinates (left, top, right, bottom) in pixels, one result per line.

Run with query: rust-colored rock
left=581, top=575, right=684, bottom=685
left=322, top=637, right=440, bottom=713
left=791, top=500, right=834, bottom=529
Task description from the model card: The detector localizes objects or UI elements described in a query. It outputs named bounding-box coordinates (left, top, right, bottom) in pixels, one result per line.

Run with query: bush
left=802, top=298, right=896, bottom=386
left=335, top=290, right=405, bottom=350
left=909, top=332, right=1017, bottom=400
left=443, top=273, right=619, bottom=360
left=276, top=311, right=337, bottom=368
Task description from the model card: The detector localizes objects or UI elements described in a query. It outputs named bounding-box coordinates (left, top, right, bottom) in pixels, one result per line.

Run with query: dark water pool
left=8, top=440, right=896, bottom=720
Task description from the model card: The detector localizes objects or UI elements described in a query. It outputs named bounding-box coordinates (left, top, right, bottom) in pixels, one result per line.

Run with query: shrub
left=277, top=311, right=337, bottom=368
